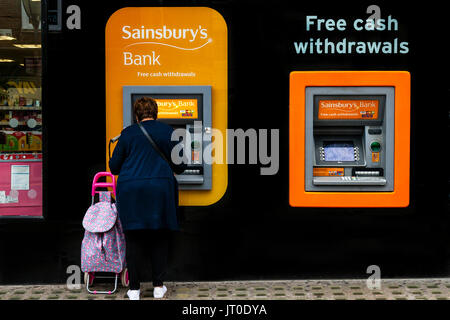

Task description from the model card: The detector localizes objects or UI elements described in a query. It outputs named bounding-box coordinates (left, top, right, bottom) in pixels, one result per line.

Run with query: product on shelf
left=2, top=132, right=19, bottom=152
left=0, top=131, right=42, bottom=152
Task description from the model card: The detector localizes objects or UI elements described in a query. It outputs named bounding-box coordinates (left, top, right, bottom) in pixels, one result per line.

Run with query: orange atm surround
left=289, top=71, right=410, bottom=207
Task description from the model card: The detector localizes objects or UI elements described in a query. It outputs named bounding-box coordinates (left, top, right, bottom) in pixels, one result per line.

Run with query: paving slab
left=0, top=278, right=448, bottom=300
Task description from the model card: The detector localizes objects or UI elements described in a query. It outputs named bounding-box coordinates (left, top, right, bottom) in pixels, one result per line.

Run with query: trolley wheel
left=121, top=268, right=129, bottom=287
left=84, top=272, right=94, bottom=286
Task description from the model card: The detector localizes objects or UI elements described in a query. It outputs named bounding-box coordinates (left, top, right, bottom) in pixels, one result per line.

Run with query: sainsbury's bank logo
left=121, top=25, right=212, bottom=65
left=122, top=25, right=211, bottom=47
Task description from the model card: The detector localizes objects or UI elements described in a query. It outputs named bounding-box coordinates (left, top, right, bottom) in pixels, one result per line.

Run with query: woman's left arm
left=109, top=134, right=127, bottom=175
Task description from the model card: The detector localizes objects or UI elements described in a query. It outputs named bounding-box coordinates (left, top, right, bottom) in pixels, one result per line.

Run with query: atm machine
left=289, top=71, right=410, bottom=207
left=122, top=85, right=212, bottom=190
left=305, top=87, right=393, bottom=192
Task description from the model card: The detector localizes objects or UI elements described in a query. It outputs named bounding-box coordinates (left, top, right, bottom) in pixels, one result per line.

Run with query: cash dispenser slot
left=175, top=165, right=204, bottom=184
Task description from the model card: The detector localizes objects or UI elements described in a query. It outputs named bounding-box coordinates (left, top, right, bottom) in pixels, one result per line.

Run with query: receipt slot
left=289, top=71, right=410, bottom=207
left=123, top=85, right=212, bottom=190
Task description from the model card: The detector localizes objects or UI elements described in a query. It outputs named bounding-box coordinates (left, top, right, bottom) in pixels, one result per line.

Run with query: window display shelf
left=1, top=130, right=41, bottom=134
left=0, top=153, right=42, bottom=161
left=0, top=121, right=42, bottom=126
left=0, top=106, right=42, bottom=111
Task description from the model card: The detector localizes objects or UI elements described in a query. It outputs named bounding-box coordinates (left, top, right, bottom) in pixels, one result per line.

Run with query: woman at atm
left=109, top=96, right=186, bottom=300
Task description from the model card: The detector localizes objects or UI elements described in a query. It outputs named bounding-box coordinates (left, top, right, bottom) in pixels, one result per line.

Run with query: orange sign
left=318, top=100, right=379, bottom=120
left=105, top=7, right=228, bottom=206
left=155, top=99, right=198, bottom=119
left=313, top=167, right=344, bottom=177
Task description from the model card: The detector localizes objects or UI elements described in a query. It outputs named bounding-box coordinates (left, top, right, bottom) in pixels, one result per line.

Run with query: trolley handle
left=92, top=172, right=116, bottom=197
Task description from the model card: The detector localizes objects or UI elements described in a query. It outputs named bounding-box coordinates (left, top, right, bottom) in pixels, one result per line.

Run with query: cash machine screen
left=131, top=94, right=203, bottom=123
left=323, top=142, right=355, bottom=162
left=318, top=99, right=379, bottom=120
left=155, top=98, right=198, bottom=119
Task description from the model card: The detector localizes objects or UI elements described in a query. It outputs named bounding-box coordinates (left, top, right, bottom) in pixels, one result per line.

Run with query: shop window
left=0, top=0, right=42, bottom=217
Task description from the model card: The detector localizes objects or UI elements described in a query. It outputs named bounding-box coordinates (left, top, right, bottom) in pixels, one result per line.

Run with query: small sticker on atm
left=181, top=110, right=194, bottom=117
left=372, top=152, right=380, bottom=162
left=361, top=110, right=375, bottom=118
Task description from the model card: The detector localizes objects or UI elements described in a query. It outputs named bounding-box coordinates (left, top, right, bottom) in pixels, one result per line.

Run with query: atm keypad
left=184, top=169, right=201, bottom=175
left=355, top=171, right=380, bottom=176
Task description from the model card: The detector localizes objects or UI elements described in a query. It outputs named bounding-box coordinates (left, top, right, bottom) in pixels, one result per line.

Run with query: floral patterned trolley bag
left=81, top=172, right=129, bottom=294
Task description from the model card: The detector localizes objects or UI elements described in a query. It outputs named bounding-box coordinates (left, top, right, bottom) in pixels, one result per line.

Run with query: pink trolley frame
left=85, top=172, right=128, bottom=295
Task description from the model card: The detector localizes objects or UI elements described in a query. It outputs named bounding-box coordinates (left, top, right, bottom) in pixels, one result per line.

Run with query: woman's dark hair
left=133, top=96, right=158, bottom=121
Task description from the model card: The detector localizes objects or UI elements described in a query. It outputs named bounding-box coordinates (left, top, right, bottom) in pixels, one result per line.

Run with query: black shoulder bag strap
left=138, top=122, right=172, bottom=168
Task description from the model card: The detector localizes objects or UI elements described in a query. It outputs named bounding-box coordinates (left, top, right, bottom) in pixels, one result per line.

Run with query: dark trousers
left=124, top=229, right=169, bottom=290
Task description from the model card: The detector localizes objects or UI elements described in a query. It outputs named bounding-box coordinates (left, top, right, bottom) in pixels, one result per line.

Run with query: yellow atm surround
left=289, top=71, right=410, bottom=207
left=105, top=7, right=228, bottom=206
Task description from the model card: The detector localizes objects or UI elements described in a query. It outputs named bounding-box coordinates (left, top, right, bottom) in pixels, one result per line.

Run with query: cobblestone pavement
left=0, top=278, right=449, bottom=300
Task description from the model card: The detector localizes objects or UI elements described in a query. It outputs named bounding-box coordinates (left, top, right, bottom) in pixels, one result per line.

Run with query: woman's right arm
left=109, top=134, right=127, bottom=175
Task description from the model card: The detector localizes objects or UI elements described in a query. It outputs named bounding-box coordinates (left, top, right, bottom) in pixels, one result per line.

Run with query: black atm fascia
left=304, top=87, right=395, bottom=192
left=313, top=94, right=385, bottom=168
left=122, top=85, right=212, bottom=190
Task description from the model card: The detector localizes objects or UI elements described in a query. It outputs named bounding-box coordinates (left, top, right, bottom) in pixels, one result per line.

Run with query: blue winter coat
left=109, top=120, right=186, bottom=231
